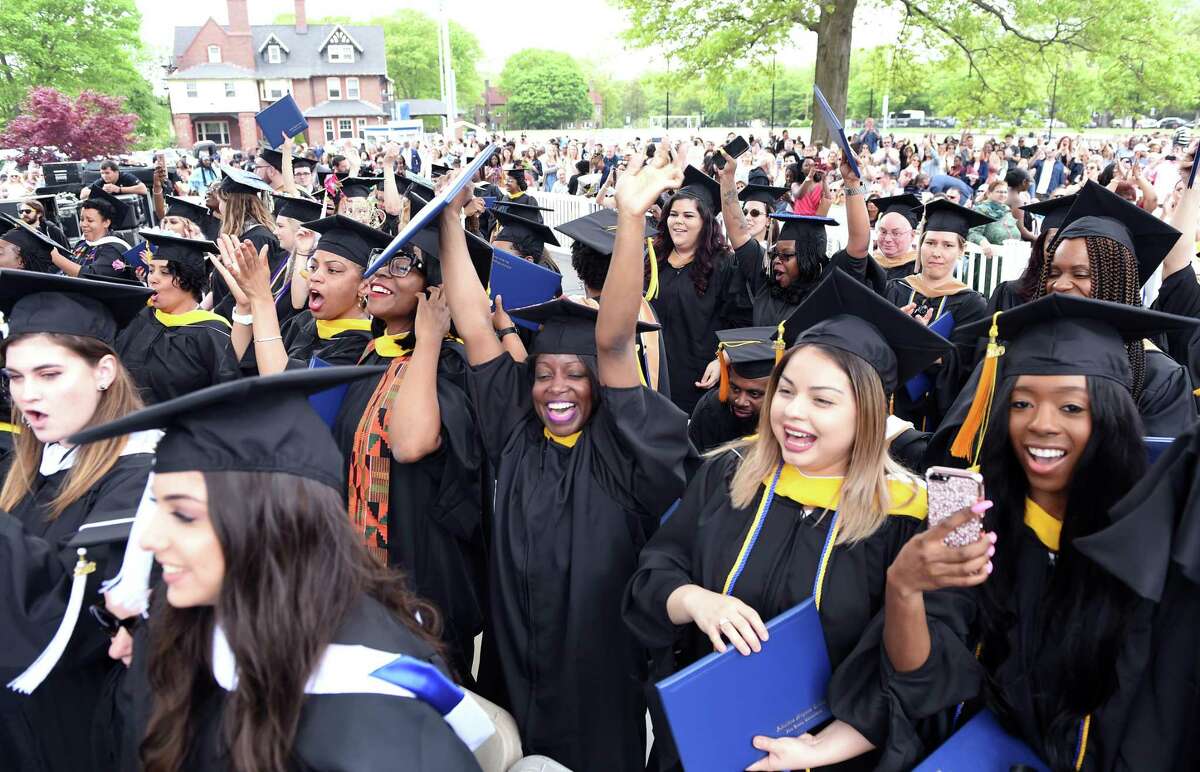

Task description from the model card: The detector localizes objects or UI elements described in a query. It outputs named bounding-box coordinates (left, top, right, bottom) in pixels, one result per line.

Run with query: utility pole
left=770, top=54, right=776, bottom=132
left=665, top=55, right=671, bottom=130
left=437, top=1, right=456, bottom=140
left=1047, top=65, right=1059, bottom=142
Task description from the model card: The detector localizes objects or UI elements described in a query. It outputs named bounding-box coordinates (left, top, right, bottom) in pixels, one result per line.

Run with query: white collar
left=39, top=429, right=161, bottom=476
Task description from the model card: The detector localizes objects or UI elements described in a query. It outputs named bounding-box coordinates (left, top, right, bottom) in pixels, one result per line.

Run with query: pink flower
left=111, top=259, right=126, bottom=271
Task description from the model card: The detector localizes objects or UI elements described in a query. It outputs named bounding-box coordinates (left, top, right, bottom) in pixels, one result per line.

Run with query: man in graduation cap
left=556, top=207, right=668, bottom=395
left=0, top=213, right=58, bottom=273
left=870, top=193, right=923, bottom=281
left=716, top=147, right=880, bottom=327
left=256, top=146, right=317, bottom=199
left=687, top=326, right=777, bottom=452
left=17, top=196, right=68, bottom=250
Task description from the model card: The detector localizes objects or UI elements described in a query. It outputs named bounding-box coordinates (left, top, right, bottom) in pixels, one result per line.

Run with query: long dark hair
left=975, top=376, right=1143, bottom=770
left=140, top=471, right=443, bottom=772
left=651, top=192, right=731, bottom=295
left=1015, top=228, right=1050, bottom=302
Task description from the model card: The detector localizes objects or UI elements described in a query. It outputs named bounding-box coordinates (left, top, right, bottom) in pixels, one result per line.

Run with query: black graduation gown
left=829, top=517, right=1158, bottom=771
left=623, top=452, right=924, bottom=772
left=687, top=387, right=757, bottom=454
left=0, top=452, right=153, bottom=772
left=878, top=260, right=918, bottom=284
left=1150, top=267, right=1200, bottom=408
left=735, top=241, right=887, bottom=328
left=74, top=239, right=138, bottom=282
left=467, top=353, right=689, bottom=772
left=121, top=594, right=481, bottom=771
left=115, top=307, right=240, bottom=405
left=211, top=224, right=287, bottom=319
left=240, top=311, right=371, bottom=374
left=651, top=251, right=749, bottom=414
left=333, top=341, right=487, bottom=681
left=884, top=278, right=987, bottom=431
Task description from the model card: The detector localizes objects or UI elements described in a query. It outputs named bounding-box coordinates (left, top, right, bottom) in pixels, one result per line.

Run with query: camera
left=911, top=302, right=930, bottom=318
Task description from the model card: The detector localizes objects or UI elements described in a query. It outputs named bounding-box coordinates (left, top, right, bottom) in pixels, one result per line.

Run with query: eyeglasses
left=876, top=228, right=911, bottom=239
left=767, top=248, right=797, bottom=260
left=377, top=252, right=425, bottom=278
left=743, top=207, right=766, bottom=218
left=88, top=603, right=139, bottom=639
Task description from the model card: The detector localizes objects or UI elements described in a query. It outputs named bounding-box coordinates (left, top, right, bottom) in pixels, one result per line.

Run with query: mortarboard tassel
left=950, top=312, right=1005, bottom=467
left=8, top=548, right=96, bottom=694
left=99, top=473, right=158, bottom=614
left=773, top=320, right=786, bottom=366
left=644, top=238, right=659, bottom=301
left=717, top=348, right=731, bottom=403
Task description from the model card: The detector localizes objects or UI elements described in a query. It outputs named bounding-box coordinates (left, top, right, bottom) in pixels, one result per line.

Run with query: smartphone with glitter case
left=925, top=467, right=984, bottom=547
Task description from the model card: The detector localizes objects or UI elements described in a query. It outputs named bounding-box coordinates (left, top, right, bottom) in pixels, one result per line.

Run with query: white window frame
left=267, top=45, right=282, bottom=64
left=338, top=118, right=353, bottom=139
left=326, top=77, right=341, bottom=100
left=195, top=120, right=229, bottom=145
left=324, top=119, right=335, bottom=142
left=224, top=82, right=236, bottom=98
left=356, top=118, right=367, bottom=137
left=263, top=79, right=289, bottom=100
left=346, top=77, right=360, bottom=100
left=327, top=44, right=355, bottom=63
left=185, top=81, right=198, bottom=98
left=207, top=45, right=221, bottom=63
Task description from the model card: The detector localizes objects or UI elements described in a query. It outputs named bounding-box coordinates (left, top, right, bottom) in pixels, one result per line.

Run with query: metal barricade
left=529, top=192, right=602, bottom=250
left=954, top=240, right=1031, bottom=298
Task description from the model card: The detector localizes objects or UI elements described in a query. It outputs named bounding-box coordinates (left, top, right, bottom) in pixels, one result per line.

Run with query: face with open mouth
left=306, top=250, right=366, bottom=320
left=3, top=334, right=112, bottom=445
left=770, top=240, right=800, bottom=288
left=769, top=346, right=857, bottom=476
left=1008, top=374, right=1092, bottom=512
left=147, top=259, right=192, bottom=313
left=531, top=353, right=594, bottom=436
left=666, top=198, right=703, bottom=253
left=141, top=470, right=224, bottom=608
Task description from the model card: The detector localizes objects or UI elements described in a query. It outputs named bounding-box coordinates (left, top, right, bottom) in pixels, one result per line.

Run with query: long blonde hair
left=220, top=191, right=276, bottom=238
left=0, top=334, right=144, bottom=520
left=727, top=343, right=916, bottom=544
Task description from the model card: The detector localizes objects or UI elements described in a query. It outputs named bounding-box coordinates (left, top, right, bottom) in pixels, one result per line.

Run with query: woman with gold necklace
left=883, top=198, right=994, bottom=430
left=624, top=269, right=949, bottom=772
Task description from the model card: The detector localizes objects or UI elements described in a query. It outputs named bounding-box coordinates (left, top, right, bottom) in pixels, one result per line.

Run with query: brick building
left=167, top=0, right=391, bottom=150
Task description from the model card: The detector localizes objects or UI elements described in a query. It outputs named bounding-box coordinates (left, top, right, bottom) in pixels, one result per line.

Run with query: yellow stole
left=1023, top=498, right=1061, bottom=552
left=315, top=317, right=372, bottom=340
left=544, top=427, right=582, bottom=448
left=769, top=464, right=928, bottom=519
left=371, top=332, right=413, bottom=359
left=154, top=308, right=231, bottom=329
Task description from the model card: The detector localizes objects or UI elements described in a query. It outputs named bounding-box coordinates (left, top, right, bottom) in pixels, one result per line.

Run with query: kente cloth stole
left=347, top=352, right=409, bottom=563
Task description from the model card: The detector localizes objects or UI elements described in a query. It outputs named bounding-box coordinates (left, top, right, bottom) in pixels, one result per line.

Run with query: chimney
left=226, top=0, right=250, bottom=34
left=295, top=0, right=308, bottom=34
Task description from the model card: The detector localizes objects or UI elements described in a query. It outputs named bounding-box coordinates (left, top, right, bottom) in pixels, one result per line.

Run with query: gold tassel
left=773, top=320, right=786, bottom=365
left=718, top=349, right=730, bottom=402
left=644, top=238, right=659, bottom=301
left=950, top=312, right=1005, bottom=466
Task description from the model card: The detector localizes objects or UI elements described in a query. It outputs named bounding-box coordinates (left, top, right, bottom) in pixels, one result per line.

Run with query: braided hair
left=1038, top=234, right=1146, bottom=398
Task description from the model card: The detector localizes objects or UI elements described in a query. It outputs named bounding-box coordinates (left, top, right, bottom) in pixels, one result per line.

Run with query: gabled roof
left=173, top=24, right=387, bottom=78
left=303, top=99, right=387, bottom=118
left=258, top=33, right=290, bottom=54
left=166, top=62, right=258, bottom=80
left=318, top=24, right=364, bottom=53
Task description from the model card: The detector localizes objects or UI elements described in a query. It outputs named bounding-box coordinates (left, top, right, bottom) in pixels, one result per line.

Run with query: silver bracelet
left=253, top=335, right=282, bottom=343
left=844, top=184, right=868, bottom=197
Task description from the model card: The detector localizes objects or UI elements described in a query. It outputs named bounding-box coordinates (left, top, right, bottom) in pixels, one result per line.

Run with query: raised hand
left=887, top=502, right=995, bottom=597
left=414, top=286, right=452, bottom=342
left=213, top=234, right=251, bottom=310
left=614, top=141, right=686, bottom=215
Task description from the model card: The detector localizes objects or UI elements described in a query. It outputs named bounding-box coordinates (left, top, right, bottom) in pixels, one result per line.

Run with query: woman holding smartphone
left=624, top=270, right=949, bottom=772
left=804, top=296, right=1200, bottom=772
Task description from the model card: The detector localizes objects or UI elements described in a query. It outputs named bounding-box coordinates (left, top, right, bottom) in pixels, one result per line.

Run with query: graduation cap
left=921, top=198, right=995, bottom=238
left=405, top=175, right=436, bottom=203
left=258, top=147, right=316, bottom=173
left=1021, top=193, right=1076, bottom=234
left=554, top=208, right=657, bottom=256
left=68, top=366, right=385, bottom=493
left=872, top=193, right=924, bottom=228
left=781, top=268, right=952, bottom=395
left=399, top=191, right=492, bottom=285
left=219, top=165, right=274, bottom=195
left=489, top=199, right=553, bottom=217
left=504, top=165, right=528, bottom=179
left=949, top=294, right=1200, bottom=465
left=738, top=184, right=787, bottom=209
left=1053, top=180, right=1181, bottom=286
left=138, top=229, right=218, bottom=271
left=0, top=269, right=152, bottom=346
left=0, top=213, right=60, bottom=273
left=769, top=212, right=838, bottom=249
left=509, top=296, right=660, bottom=358
left=302, top=215, right=393, bottom=268
left=272, top=194, right=324, bottom=223
left=676, top=165, right=721, bottom=210
left=715, top=326, right=785, bottom=401
left=83, top=187, right=131, bottom=228
left=339, top=176, right=383, bottom=199
left=163, top=195, right=212, bottom=229
left=494, top=208, right=560, bottom=251
left=431, top=161, right=450, bottom=177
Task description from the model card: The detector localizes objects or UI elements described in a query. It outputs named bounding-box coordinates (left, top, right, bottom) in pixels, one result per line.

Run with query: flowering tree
left=0, top=87, right=138, bottom=165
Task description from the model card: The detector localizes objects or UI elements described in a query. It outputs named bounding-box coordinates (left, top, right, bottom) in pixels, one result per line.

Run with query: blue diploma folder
left=492, top=248, right=563, bottom=330
left=656, top=599, right=831, bottom=772
left=915, top=709, right=1049, bottom=772
left=904, top=312, right=955, bottom=402
left=255, top=95, right=308, bottom=148
left=306, top=356, right=349, bottom=428
left=121, top=241, right=154, bottom=271
left=813, top=86, right=861, bottom=179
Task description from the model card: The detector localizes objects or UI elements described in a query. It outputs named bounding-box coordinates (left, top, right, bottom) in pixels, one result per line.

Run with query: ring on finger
left=717, top=617, right=732, bottom=630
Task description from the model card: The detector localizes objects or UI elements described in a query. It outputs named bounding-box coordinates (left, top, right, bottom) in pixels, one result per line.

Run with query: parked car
left=1157, top=117, right=1191, bottom=129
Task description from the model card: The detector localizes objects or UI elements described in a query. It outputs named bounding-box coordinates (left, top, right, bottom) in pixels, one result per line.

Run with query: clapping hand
left=614, top=140, right=686, bottom=215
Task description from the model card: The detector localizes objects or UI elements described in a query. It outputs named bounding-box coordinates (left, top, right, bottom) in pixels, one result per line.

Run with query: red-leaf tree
left=0, top=87, right=138, bottom=165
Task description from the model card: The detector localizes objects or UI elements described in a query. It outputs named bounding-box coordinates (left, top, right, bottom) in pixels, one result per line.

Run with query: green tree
left=499, top=50, right=592, bottom=130
left=615, top=0, right=1199, bottom=143
left=0, top=0, right=167, bottom=145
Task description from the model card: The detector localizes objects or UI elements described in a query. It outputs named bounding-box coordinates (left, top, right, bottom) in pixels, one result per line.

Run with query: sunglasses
left=743, top=207, right=766, bottom=218
left=89, top=603, right=139, bottom=639
left=16, top=208, right=34, bottom=215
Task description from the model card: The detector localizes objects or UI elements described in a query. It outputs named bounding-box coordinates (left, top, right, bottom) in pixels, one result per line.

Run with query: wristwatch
left=496, top=326, right=518, bottom=339
left=231, top=310, right=253, bottom=326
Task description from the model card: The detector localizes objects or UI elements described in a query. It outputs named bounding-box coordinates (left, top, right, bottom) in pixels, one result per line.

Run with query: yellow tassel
left=950, top=312, right=1005, bottom=465
left=773, top=320, right=786, bottom=366
left=718, top=349, right=730, bottom=402
left=644, top=237, right=659, bottom=301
